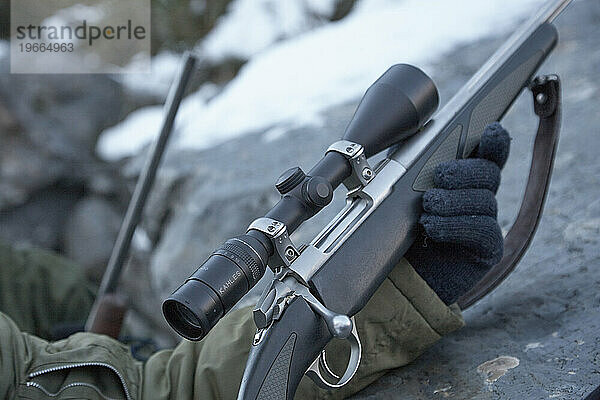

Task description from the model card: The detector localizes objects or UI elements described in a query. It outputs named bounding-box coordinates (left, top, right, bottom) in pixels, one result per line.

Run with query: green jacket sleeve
left=0, top=240, right=96, bottom=340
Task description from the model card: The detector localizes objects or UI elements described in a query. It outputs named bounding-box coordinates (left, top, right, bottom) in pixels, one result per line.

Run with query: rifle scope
left=163, top=64, right=439, bottom=341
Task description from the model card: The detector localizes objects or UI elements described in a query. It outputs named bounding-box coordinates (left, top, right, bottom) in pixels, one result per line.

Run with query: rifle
left=162, top=1, right=570, bottom=398
left=85, top=52, right=198, bottom=338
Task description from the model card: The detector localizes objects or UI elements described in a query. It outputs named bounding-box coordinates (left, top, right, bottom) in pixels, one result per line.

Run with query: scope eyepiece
left=162, top=234, right=268, bottom=341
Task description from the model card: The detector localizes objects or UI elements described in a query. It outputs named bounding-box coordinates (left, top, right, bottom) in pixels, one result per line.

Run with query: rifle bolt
left=331, top=315, right=353, bottom=339
left=536, top=93, right=547, bottom=104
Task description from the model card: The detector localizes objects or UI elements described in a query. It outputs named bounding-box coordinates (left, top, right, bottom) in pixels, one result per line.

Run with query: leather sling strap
left=458, top=75, right=562, bottom=310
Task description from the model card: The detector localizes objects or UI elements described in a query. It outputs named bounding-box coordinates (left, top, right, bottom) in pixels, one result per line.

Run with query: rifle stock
left=311, top=23, right=557, bottom=316
left=86, top=294, right=127, bottom=339
left=238, top=297, right=329, bottom=399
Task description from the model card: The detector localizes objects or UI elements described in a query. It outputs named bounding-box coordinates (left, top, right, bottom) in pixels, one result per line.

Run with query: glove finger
left=423, top=188, right=497, bottom=217
left=476, top=122, right=511, bottom=168
left=420, top=214, right=503, bottom=265
left=434, top=158, right=501, bottom=192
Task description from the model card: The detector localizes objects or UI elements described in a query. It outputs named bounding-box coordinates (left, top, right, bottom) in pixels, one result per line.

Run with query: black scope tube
left=163, top=152, right=352, bottom=341
left=265, top=151, right=351, bottom=232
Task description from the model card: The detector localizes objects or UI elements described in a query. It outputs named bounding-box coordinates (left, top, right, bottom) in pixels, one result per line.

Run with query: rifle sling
left=458, top=75, right=561, bottom=309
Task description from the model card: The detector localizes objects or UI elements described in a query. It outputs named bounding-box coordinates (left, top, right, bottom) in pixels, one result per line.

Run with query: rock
left=563, top=218, right=600, bottom=251
left=0, top=70, right=123, bottom=161
left=151, top=0, right=233, bottom=54
left=0, top=47, right=131, bottom=262
left=0, top=98, right=67, bottom=208
left=63, top=196, right=122, bottom=282
left=0, top=55, right=126, bottom=209
left=0, top=113, right=65, bottom=207
left=0, top=183, right=84, bottom=251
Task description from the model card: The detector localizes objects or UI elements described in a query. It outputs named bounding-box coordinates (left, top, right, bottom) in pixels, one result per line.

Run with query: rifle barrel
left=85, top=52, right=198, bottom=332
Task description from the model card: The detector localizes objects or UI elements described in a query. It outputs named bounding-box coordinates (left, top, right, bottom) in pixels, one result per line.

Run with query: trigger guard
left=305, top=316, right=362, bottom=389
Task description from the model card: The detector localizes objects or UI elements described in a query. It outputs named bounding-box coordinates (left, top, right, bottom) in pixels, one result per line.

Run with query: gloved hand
left=405, top=122, right=511, bottom=305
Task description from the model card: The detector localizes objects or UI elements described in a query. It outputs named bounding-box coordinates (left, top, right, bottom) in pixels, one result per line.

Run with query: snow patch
left=477, top=356, right=520, bottom=383
left=262, top=126, right=289, bottom=143
left=133, top=228, right=152, bottom=251
left=524, top=342, right=544, bottom=351
left=97, top=0, right=544, bottom=160
left=201, top=0, right=338, bottom=62
left=44, top=3, right=106, bottom=26
left=121, top=51, right=183, bottom=98
left=98, top=83, right=218, bottom=160
left=41, top=4, right=106, bottom=44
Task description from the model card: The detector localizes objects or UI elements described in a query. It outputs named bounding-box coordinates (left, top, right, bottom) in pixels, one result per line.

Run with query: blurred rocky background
left=0, top=0, right=598, bottom=398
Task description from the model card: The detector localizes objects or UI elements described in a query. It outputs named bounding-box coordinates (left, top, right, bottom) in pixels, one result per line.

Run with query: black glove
left=405, top=122, right=511, bottom=305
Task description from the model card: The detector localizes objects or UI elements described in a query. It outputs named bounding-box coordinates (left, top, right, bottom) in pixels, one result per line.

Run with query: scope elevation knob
left=276, top=167, right=306, bottom=194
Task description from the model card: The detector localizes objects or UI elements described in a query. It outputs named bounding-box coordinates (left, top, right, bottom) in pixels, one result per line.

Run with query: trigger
left=305, top=316, right=362, bottom=389
left=319, top=350, right=341, bottom=381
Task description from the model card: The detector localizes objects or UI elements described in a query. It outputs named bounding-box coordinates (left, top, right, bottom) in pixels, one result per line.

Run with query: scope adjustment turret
left=276, top=167, right=306, bottom=195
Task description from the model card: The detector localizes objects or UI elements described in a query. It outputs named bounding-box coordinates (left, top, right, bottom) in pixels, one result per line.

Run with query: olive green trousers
left=0, top=241, right=463, bottom=399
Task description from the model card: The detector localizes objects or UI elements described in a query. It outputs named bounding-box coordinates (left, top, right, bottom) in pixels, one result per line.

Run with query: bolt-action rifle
left=163, top=1, right=571, bottom=398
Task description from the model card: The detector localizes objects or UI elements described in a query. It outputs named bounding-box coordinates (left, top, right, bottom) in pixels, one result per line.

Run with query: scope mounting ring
left=247, top=217, right=300, bottom=271
left=327, top=140, right=374, bottom=194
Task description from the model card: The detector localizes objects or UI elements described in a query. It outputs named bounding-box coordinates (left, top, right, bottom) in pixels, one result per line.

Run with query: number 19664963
left=19, top=42, right=74, bottom=53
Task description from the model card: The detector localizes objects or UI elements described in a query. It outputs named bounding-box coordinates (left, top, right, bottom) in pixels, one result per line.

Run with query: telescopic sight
left=162, top=64, right=439, bottom=342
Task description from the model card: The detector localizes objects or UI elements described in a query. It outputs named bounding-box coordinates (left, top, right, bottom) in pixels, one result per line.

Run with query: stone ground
left=349, top=1, right=600, bottom=398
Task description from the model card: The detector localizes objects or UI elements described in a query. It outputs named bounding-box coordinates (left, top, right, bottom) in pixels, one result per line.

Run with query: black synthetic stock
left=238, top=297, right=331, bottom=400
